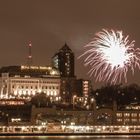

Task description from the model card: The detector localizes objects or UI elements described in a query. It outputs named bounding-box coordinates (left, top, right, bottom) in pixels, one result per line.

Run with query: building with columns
left=0, top=65, right=60, bottom=100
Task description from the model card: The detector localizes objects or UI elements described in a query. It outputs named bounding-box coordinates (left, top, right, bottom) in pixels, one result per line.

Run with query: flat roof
left=0, top=65, right=60, bottom=78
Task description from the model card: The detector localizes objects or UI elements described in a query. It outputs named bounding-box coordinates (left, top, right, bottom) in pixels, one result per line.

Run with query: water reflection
left=0, top=136, right=140, bottom=140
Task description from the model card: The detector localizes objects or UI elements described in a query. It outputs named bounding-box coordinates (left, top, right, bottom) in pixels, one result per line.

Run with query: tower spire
left=27, top=41, right=33, bottom=67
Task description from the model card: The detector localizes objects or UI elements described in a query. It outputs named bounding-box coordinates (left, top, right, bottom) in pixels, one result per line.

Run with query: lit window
left=131, top=113, right=137, bottom=117
left=116, top=113, right=122, bottom=117
left=54, top=91, right=57, bottom=96
left=117, top=119, right=122, bottom=122
left=132, top=119, right=137, bottom=122
left=51, top=91, right=54, bottom=96
left=124, top=113, right=130, bottom=117
left=124, top=119, right=130, bottom=122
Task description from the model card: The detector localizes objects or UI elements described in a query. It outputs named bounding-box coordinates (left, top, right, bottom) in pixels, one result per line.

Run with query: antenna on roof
left=27, top=41, right=33, bottom=68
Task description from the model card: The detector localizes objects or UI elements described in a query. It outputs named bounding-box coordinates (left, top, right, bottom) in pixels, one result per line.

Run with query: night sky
left=0, top=0, right=140, bottom=88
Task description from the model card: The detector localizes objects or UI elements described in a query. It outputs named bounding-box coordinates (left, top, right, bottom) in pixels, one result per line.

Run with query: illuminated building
left=91, top=100, right=140, bottom=125
left=116, top=104, right=140, bottom=125
left=0, top=65, right=60, bottom=99
left=76, top=79, right=92, bottom=97
left=0, top=99, right=25, bottom=105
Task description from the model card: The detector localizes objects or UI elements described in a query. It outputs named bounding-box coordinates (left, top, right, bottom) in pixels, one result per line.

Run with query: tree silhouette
left=31, top=92, right=50, bottom=107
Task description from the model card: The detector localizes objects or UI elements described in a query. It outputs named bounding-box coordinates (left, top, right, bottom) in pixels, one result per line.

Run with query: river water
left=0, top=136, right=140, bottom=140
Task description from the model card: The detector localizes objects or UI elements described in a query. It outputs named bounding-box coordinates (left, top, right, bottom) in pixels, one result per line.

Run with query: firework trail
left=79, top=29, right=140, bottom=84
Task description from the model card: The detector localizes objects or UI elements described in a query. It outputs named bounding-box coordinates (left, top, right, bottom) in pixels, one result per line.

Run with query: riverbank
left=0, top=125, right=140, bottom=136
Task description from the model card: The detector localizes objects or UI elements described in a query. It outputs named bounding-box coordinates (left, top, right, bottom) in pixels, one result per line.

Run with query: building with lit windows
left=92, top=100, right=140, bottom=125
left=52, top=44, right=93, bottom=104
left=116, top=104, right=140, bottom=125
left=52, top=43, right=77, bottom=103
left=52, top=43, right=75, bottom=78
left=76, top=79, right=92, bottom=97
left=60, top=77, right=77, bottom=103
left=0, top=65, right=60, bottom=100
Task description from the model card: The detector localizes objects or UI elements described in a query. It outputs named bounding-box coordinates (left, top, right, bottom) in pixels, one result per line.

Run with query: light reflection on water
left=0, top=136, right=140, bottom=140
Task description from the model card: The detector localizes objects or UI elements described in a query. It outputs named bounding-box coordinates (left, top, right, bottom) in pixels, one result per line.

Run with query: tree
left=31, top=92, right=49, bottom=107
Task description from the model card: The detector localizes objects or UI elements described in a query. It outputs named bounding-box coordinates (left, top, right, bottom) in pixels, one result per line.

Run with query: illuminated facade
left=0, top=65, right=60, bottom=99
left=116, top=104, right=140, bottom=125
left=76, top=79, right=92, bottom=97
left=92, top=101, right=140, bottom=125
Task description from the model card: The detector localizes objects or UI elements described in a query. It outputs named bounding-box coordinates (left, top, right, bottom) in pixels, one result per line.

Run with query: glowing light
left=38, top=89, right=41, bottom=93
left=79, top=29, right=140, bottom=84
left=21, top=65, right=52, bottom=70
left=28, top=55, right=32, bottom=58
left=29, top=43, right=32, bottom=47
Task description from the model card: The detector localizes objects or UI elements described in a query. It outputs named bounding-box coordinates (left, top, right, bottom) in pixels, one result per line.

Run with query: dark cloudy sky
left=0, top=0, right=140, bottom=88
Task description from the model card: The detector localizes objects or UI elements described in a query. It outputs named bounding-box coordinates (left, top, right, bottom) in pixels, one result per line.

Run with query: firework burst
left=79, top=29, right=140, bottom=84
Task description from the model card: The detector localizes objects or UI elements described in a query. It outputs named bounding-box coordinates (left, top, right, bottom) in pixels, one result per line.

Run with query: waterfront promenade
left=0, top=125, right=140, bottom=135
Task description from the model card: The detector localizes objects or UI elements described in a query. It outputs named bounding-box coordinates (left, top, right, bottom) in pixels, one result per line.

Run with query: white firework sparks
left=79, top=29, right=140, bottom=84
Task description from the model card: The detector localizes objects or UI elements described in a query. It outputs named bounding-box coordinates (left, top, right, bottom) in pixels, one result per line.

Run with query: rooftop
left=59, top=43, right=72, bottom=53
left=0, top=65, right=60, bottom=78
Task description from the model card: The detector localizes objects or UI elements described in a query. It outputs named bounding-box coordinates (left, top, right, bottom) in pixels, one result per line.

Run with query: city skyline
left=0, top=0, right=140, bottom=87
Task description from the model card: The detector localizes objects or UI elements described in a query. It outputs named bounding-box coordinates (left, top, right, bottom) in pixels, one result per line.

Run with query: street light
left=73, top=95, right=77, bottom=110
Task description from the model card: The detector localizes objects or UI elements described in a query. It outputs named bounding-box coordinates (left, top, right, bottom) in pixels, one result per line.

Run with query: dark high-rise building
left=52, top=43, right=76, bottom=104
left=52, top=43, right=75, bottom=78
